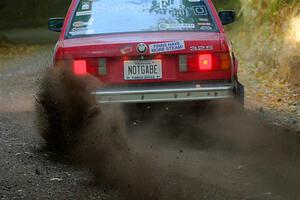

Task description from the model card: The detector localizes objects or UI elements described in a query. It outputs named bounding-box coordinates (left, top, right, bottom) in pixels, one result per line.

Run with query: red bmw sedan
left=48, top=0, right=244, bottom=105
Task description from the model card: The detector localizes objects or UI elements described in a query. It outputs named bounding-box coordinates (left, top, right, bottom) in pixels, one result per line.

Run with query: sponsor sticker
left=81, top=2, right=91, bottom=10
left=198, top=18, right=209, bottom=22
left=71, top=27, right=87, bottom=32
left=158, top=23, right=195, bottom=30
left=73, top=21, right=88, bottom=27
left=69, top=27, right=94, bottom=35
left=69, top=29, right=94, bottom=35
left=76, top=10, right=92, bottom=16
left=198, top=22, right=211, bottom=26
left=199, top=26, right=212, bottom=30
left=149, top=41, right=185, bottom=54
left=193, top=6, right=207, bottom=15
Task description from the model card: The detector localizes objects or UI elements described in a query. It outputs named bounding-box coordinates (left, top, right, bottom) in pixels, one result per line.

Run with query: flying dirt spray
left=35, top=67, right=300, bottom=200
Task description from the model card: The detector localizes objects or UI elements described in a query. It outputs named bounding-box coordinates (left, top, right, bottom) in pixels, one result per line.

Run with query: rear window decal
left=149, top=41, right=185, bottom=54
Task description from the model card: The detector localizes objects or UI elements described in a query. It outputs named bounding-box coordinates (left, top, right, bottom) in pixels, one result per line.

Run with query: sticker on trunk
left=149, top=41, right=185, bottom=54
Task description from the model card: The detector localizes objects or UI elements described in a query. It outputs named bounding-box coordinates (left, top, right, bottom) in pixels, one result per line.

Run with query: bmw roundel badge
left=137, top=43, right=148, bottom=54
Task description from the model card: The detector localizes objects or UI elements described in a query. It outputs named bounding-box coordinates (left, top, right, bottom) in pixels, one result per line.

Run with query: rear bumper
left=92, top=82, right=235, bottom=104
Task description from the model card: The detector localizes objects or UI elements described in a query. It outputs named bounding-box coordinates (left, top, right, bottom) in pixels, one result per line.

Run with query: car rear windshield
left=68, top=0, right=218, bottom=38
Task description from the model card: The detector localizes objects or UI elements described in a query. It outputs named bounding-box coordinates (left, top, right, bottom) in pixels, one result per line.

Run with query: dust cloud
left=36, top=68, right=300, bottom=200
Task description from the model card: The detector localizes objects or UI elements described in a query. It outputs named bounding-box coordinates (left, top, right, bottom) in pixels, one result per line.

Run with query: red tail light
left=73, top=60, right=87, bottom=75
left=180, top=53, right=231, bottom=72
left=186, top=54, right=213, bottom=72
left=198, top=54, right=212, bottom=71
left=72, top=59, right=102, bottom=76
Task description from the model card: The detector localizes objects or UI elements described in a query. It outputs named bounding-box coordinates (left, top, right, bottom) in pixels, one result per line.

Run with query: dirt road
left=0, top=44, right=299, bottom=200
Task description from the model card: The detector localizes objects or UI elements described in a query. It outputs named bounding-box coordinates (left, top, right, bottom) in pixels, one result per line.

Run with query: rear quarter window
left=68, top=0, right=218, bottom=37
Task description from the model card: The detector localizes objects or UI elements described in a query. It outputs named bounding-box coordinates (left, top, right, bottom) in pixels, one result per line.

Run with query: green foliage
left=212, top=0, right=240, bottom=11
left=239, top=0, right=299, bottom=20
left=268, top=0, right=299, bottom=19
left=213, top=0, right=298, bottom=20
left=0, top=0, right=71, bottom=29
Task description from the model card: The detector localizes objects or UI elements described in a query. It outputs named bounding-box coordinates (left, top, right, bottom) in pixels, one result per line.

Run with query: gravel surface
left=0, top=44, right=299, bottom=200
left=0, top=45, right=120, bottom=200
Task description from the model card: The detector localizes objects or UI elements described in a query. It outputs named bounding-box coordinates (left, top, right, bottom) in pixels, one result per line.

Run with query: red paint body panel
left=53, top=0, right=238, bottom=85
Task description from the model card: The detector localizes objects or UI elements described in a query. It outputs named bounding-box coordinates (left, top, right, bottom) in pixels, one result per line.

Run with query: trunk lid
left=62, top=32, right=231, bottom=84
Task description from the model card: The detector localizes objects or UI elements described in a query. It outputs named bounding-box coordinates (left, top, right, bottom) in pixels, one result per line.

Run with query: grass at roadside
left=0, top=0, right=71, bottom=30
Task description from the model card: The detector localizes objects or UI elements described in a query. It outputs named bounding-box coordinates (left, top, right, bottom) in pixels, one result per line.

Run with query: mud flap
left=235, top=81, right=244, bottom=107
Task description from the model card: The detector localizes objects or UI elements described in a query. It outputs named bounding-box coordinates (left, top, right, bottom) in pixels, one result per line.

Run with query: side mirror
left=218, top=11, right=235, bottom=25
left=48, top=18, right=64, bottom=32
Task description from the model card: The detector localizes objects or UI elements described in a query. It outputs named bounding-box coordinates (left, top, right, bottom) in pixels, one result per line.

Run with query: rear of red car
left=50, top=0, right=243, bottom=104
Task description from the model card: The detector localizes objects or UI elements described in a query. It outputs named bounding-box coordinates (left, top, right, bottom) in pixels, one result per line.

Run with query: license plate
left=124, top=60, right=162, bottom=80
